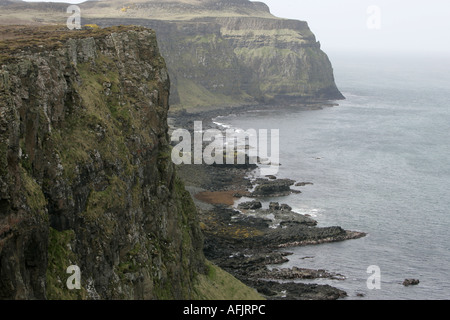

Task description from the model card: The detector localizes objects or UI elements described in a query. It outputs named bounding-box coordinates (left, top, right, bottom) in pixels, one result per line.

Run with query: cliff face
left=0, top=25, right=205, bottom=299
left=0, top=0, right=344, bottom=109
left=218, top=17, right=343, bottom=100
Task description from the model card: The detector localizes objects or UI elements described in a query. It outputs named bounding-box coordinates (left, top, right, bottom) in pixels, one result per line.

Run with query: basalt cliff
left=0, top=0, right=344, bottom=110
left=0, top=25, right=263, bottom=300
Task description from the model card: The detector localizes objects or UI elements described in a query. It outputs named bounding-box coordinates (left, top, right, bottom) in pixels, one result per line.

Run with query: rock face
left=0, top=0, right=344, bottom=109
left=0, top=26, right=205, bottom=299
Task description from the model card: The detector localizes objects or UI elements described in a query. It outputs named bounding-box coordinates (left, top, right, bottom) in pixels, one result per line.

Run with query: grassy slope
left=193, top=261, right=265, bottom=300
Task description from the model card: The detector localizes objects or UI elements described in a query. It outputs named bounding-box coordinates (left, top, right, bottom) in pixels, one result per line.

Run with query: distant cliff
left=0, top=0, right=344, bottom=110
left=0, top=25, right=208, bottom=299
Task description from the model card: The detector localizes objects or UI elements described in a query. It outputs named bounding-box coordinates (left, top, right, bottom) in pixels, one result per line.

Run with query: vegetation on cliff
left=0, top=25, right=262, bottom=300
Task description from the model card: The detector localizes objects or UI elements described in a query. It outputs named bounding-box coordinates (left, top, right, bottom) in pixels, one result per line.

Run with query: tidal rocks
left=250, top=178, right=297, bottom=197
left=267, top=266, right=346, bottom=281
left=269, top=202, right=292, bottom=212
left=295, top=182, right=314, bottom=187
left=403, top=279, right=420, bottom=287
left=238, top=200, right=262, bottom=210
left=246, top=280, right=348, bottom=300
left=265, top=226, right=366, bottom=248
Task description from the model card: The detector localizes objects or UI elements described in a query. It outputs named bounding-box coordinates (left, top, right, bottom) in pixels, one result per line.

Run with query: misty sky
left=262, top=0, right=450, bottom=54
left=23, top=0, right=450, bottom=54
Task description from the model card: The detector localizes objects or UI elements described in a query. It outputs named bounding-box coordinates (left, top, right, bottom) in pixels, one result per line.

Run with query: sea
left=213, top=52, right=450, bottom=300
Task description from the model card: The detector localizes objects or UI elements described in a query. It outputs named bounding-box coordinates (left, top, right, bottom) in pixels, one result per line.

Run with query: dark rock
left=403, top=279, right=420, bottom=286
left=251, top=178, right=296, bottom=197
left=246, top=280, right=347, bottom=300
left=269, top=202, right=280, bottom=210
left=238, top=200, right=262, bottom=210
left=268, top=202, right=291, bottom=211
left=295, top=182, right=314, bottom=187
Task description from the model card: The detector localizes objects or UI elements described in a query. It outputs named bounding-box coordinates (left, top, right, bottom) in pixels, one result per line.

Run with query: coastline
left=170, top=102, right=367, bottom=300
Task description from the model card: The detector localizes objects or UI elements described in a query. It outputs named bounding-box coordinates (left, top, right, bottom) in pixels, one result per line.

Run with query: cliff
left=0, top=25, right=262, bottom=300
left=0, top=0, right=344, bottom=110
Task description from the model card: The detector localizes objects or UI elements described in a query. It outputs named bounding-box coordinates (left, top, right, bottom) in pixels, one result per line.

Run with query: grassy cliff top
left=83, top=0, right=274, bottom=20
left=0, top=0, right=278, bottom=25
left=0, top=25, right=149, bottom=63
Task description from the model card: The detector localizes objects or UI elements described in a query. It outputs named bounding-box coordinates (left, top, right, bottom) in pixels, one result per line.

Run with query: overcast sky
left=262, top=0, right=450, bottom=55
left=24, top=0, right=450, bottom=55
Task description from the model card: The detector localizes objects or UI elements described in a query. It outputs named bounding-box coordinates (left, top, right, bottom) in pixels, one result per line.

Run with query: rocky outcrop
left=403, top=279, right=420, bottom=287
left=249, top=178, right=299, bottom=197
left=237, top=200, right=262, bottom=210
left=0, top=25, right=205, bottom=300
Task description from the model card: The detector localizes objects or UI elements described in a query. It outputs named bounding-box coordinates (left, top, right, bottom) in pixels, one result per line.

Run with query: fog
left=262, top=0, right=450, bottom=55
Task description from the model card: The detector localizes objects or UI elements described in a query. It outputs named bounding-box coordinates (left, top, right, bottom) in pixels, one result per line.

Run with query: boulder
left=403, top=279, right=420, bottom=287
left=238, top=200, right=263, bottom=210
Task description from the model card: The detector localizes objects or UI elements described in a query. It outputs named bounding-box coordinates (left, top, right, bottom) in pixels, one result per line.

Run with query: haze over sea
left=215, top=53, right=450, bottom=300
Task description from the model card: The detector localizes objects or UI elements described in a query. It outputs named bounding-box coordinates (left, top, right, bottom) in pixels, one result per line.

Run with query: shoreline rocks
left=250, top=178, right=299, bottom=197
left=238, top=200, right=263, bottom=210
left=172, top=107, right=367, bottom=300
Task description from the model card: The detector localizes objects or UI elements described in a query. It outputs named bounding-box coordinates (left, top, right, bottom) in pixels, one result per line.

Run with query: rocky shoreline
left=170, top=104, right=367, bottom=300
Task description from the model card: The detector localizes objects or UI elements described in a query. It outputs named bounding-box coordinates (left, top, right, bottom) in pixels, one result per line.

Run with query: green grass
left=173, top=78, right=252, bottom=112
left=192, top=261, right=265, bottom=300
left=20, top=166, right=47, bottom=218
left=82, top=175, right=126, bottom=235
left=46, top=228, right=88, bottom=300
left=222, top=28, right=308, bottom=43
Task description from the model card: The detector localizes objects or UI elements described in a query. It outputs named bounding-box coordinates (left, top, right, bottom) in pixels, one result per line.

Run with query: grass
left=0, top=0, right=275, bottom=24
left=192, top=261, right=265, bottom=300
left=82, top=176, right=126, bottom=234
left=172, top=78, right=252, bottom=112
left=221, top=28, right=308, bottom=43
left=20, top=166, right=48, bottom=218
left=46, top=228, right=88, bottom=300
left=0, top=25, right=152, bottom=64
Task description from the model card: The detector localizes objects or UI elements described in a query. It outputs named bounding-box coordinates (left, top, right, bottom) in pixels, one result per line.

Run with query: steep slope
left=0, top=25, right=208, bottom=300
left=0, top=0, right=344, bottom=110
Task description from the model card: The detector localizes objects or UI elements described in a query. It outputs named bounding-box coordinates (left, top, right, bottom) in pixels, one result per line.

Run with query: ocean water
left=215, top=53, right=450, bottom=300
